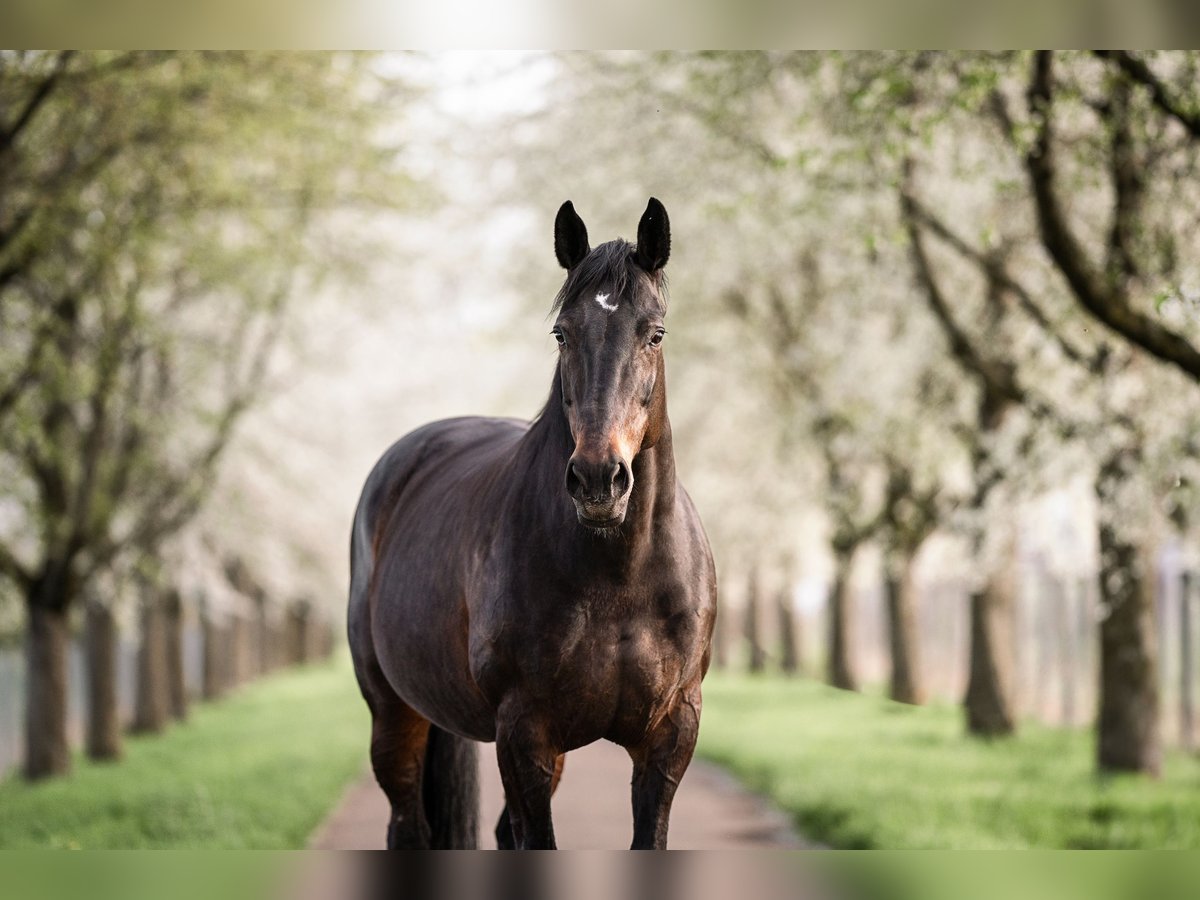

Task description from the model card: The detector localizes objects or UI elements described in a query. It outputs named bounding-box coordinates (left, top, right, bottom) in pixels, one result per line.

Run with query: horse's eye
left=649, top=329, right=666, bottom=347
left=552, top=329, right=566, bottom=348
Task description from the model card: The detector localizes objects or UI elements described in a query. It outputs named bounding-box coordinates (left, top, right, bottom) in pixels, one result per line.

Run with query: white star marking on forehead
left=594, top=291, right=618, bottom=313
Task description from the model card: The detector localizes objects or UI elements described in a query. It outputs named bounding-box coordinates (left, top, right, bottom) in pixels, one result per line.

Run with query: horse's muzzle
left=565, top=453, right=633, bottom=527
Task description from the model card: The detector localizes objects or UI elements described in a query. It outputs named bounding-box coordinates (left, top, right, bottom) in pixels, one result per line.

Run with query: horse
left=348, top=198, right=717, bottom=849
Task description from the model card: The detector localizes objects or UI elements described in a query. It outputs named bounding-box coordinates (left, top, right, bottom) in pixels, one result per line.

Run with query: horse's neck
left=628, top=424, right=677, bottom=530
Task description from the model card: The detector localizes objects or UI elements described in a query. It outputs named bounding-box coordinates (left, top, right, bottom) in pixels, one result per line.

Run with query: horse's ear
left=634, top=197, right=670, bottom=272
left=554, top=201, right=590, bottom=270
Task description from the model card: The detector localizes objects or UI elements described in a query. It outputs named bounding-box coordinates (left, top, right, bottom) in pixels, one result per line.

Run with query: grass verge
left=696, top=672, right=1200, bottom=849
left=0, top=655, right=369, bottom=848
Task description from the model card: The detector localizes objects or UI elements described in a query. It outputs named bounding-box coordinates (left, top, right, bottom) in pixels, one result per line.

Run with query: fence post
left=201, top=597, right=224, bottom=702
left=744, top=567, right=765, bottom=673
left=778, top=584, right=799, bottom=676
left=1059, top=573, right=1077, bottom=727
left=1080, top=573, right=1099, bottom=729
left=231, top=614, right=249, bottom=688
left=1182, top=569, right=1195, bottom=752
left=253, top=593, right=269, bottom=677
left=322, top=616, right=336, bottom=659
left=712, top=587, right=728, bottom=671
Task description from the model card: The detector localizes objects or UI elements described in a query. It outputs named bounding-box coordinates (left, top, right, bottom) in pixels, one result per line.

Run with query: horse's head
left=550, top=198, right=671, bottom=530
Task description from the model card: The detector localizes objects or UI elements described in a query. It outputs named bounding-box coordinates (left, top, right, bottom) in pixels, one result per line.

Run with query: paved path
left=310, top=739, right=802, bottom=849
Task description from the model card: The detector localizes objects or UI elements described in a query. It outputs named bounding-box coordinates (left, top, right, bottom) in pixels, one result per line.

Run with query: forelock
left=552, top=240, right=667, bottom=314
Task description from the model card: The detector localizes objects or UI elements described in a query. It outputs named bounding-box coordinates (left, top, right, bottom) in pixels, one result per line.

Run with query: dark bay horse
left=348, top=198, right=716, bottom=849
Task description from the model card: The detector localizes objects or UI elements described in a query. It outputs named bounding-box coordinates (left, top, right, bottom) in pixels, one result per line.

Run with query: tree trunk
left=24, top=600, right=72, bottom=779
left=164, top=590, right=188, bottom=721
left=85, top=597, right=122, bottom=761
left=885, top=553, right=924, bottom=705
left=827, top=548, right=858, bottom=691
left=964, top=535, right=1016, bottom=736
left=744, top=568, right=765, bottom=673
left=777, top=586, right=799, bottom=676
left=1095, top=522, right=1161, bottom=775
left=1182, top=570, right=1195, bottom=753
left=294, top=603, right=312, bottom=665
left=133, top=595, right=170, bottom=734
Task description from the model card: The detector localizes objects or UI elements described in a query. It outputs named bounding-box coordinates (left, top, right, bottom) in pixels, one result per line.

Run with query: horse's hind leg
left=495, top=753, right=564, bottom=849
left=369, top=696, right=433, bottom=849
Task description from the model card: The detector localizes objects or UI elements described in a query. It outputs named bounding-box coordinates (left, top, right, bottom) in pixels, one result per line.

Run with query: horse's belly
left=373, top=587, right=497, bottom=742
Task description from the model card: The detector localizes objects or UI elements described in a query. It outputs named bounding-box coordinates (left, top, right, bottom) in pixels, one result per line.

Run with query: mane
left=552, top=239, right=667, bottom=313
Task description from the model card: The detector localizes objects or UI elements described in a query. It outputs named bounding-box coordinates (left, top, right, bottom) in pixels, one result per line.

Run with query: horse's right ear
left=554, top=201, right=590, bottom=270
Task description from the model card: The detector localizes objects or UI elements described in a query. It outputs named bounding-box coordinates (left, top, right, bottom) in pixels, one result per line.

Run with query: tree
left=0, top=51, right=411, bottom=778
left=900, top=181, right=1026, bottom=733
left=889, top=53, right=1193, bottom=769
left=1027, top=51, right=1200, bottom=384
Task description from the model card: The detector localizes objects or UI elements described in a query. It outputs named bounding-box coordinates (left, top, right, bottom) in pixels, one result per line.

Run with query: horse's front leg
left=628, top=682, right=702, bottom=849
left=495, top=700, right=559, bottom=849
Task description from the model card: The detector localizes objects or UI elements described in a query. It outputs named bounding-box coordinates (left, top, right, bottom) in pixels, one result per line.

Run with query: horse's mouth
left=576, top=512, right=624, bottom=530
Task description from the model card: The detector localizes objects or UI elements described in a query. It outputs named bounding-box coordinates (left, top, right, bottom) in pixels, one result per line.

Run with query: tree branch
left=1096, top=50, right=1200, bottom=139
left=901, top=188, right=1093, bottom=370
left=1102, top=75, right=1143, bottom=286
left=1025, top=50, right=1200, bottom=383
left=900, top=164, right=1025, bottom=407
left=0, top=51, right=75, bottom=156
left=0, top=542, right=33, bottom=590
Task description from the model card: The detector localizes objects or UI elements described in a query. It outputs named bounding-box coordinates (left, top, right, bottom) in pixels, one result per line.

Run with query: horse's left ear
left=635, top=197, right=670, bottom=272
left=555, top=201, right=590, bottom=270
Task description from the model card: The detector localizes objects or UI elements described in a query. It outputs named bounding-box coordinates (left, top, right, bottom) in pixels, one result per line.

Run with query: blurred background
left=1, top=51, right=1199, bottom=850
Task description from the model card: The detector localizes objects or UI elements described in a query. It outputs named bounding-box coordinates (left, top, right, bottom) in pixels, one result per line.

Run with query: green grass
left=0, top=655, right=369, bottom=848
left=696, top=672, right=1200, bottom=849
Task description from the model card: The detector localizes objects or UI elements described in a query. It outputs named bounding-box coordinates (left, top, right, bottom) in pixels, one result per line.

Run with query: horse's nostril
left=612, top=460, right=632, bottom=497
left=568, top=457, right=631, bottom=503
left=565, top=460, right=585, bottom=497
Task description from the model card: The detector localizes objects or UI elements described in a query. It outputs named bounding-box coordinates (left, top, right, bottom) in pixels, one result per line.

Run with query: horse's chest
left=483, top=592, right=702, bottom=748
